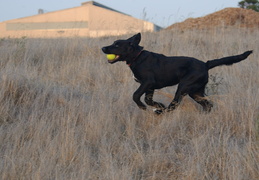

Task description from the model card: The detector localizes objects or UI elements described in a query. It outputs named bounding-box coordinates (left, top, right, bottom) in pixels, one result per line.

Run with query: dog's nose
left=102, top=47, right=107, bottom=53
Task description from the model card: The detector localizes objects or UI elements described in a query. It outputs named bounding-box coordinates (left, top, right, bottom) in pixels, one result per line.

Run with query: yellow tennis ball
left=106, top=54, right=116, bottom=60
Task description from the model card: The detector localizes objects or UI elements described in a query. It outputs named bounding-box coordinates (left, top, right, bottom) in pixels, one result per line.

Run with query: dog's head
left=102, top=33, right=143, bottom=64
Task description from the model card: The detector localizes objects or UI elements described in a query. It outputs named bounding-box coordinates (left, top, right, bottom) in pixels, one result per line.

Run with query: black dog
left=102, top=33, right=252, bottom=114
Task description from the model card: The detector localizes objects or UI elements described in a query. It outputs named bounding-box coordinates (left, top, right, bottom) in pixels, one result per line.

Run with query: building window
left=6, top=21, right=88, bottom=31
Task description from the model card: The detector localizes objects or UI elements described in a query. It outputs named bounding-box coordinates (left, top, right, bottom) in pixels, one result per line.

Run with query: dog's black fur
left=102, top=33, right=253, bottom=114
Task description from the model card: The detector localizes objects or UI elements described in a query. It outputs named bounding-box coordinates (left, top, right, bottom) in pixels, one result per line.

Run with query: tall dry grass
left=0, top=28, right=258, bottom=180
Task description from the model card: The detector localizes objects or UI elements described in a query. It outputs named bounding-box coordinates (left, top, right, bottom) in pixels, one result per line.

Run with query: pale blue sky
left=0, top=0, right=241, bottom=27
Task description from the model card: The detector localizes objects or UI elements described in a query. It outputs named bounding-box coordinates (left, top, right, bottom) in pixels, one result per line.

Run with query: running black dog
left=102, top=33, right=252, bottom=114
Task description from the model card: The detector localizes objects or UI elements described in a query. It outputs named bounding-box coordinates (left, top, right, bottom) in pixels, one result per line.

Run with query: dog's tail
left=206, top=51, right=253, bottom=70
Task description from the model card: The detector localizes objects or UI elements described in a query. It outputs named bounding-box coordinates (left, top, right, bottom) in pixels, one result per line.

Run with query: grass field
left=0, top=28, right=258, bottom=180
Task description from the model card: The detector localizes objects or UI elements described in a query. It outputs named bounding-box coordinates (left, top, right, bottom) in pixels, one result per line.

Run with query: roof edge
left=81, top=1, right=130, bottom=16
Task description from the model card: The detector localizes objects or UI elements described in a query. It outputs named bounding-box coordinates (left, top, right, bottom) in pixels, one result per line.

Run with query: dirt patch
left=166, top=8, right=259, bottom=30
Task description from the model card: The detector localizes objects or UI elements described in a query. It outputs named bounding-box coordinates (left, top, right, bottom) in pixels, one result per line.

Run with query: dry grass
left=0, top=28, right=258, bottom=180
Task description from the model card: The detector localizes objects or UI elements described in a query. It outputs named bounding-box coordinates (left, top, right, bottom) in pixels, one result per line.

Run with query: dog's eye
left=113, top=42, right=120, bottom=47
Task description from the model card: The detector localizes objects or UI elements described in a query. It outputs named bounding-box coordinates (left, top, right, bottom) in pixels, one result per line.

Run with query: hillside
left=167, top=8, right=259, bottom=30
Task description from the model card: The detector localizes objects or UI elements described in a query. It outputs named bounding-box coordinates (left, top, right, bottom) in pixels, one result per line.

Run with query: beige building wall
left=88, top=4, right=155, bottom=37
left=0, top=1, right=160, bottom=38
left=0, top=6, right=90, bottom=38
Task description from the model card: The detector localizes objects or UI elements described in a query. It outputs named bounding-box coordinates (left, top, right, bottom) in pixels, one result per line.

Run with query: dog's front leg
left=144, top=89, right=166, bottom=109
left=133, top=83, right=153, bottom=110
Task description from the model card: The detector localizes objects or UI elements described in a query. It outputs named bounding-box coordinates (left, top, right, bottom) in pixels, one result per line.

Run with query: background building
left=0, top=1, right=161, bottom=38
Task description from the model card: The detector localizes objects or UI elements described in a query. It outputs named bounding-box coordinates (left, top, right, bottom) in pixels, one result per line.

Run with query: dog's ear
left=127, top=33, right=141, bottom=45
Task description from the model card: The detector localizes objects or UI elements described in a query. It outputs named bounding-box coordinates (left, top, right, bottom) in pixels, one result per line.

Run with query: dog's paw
left=139, top=105, right=147, bottom=110
left=153, top=109, right=164, bottom=115
left=155, top=102, right=166, bottom=109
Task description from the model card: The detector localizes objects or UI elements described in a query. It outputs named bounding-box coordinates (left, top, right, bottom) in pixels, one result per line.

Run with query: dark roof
left=81, top=1, right=130, bottom=16
left=83, top=1, right=162, bottom=30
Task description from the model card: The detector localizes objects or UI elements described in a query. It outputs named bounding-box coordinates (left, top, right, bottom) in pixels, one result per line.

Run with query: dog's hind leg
left=166, top=77, right=200, bottom=112
left=144, top=89, right=166, bottom=109
left=189, top=89, right=213, bottom=112
left=189, top=85, right=213, bottom=112
left=167, top=94, right=186, bottom=112
left=167, top=81, right=192, bottom=112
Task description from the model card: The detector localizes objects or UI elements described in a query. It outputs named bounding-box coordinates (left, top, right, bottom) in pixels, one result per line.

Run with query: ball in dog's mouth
left=106, top=54, right=120, bottom=62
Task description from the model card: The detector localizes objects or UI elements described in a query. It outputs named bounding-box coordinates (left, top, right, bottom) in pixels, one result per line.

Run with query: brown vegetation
left=167, top=8, right=259, bottom=30
left=0, top=29, right=258, bottom=179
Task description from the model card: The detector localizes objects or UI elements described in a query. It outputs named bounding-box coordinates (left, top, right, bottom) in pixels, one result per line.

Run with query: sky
left=0, top=0, right=241, bottom=27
